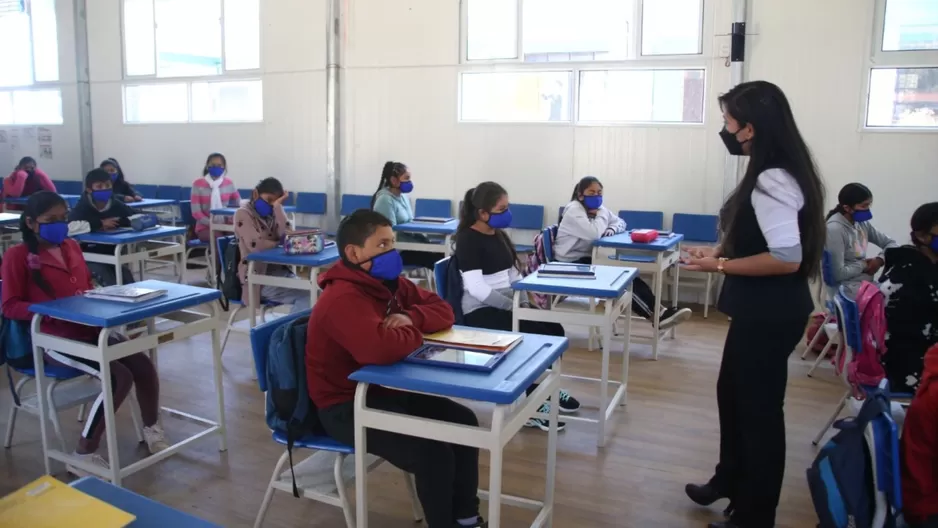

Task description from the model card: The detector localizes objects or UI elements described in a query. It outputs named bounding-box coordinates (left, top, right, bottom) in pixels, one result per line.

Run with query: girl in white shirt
left=555, top=176, right=691, bottom=329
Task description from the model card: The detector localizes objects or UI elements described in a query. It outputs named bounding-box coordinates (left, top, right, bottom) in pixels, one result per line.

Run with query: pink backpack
left=846, top=281, right=887, bottom=393
left=525, top=225, right=557, bottom=310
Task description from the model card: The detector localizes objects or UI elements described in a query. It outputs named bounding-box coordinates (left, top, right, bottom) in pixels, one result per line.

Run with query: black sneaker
left=524, top=403, right=567, bottom=432
left=454, top=517, right=487, bottom=528
left=554, top=388, right=581, bottom=413
left=659, top=307, right=692, bottom=330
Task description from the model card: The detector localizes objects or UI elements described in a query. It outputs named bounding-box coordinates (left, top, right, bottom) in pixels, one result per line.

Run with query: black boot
left=685, top=483, right=727, bottom=506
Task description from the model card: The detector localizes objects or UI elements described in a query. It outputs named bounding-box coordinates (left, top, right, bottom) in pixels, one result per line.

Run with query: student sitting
left=370, top=161, right=445, bottom=270
left=3, top=156, right=56, bottom=210
left=555, top=176, right=692, bottom=329
left=191, top=152, right=240, bottom=244
left=100, top=158, right=143, bottom=202
left=234, top=177, right=310, bottom=313
left=455, top=181, right=580, bottom=430
left=878, top=202, right=938, bottom=395
left=825, top=183, right=897, bottom=298
left=902, top=342, right=938, bottom=528
left=68, top=168, right=138, bottom=286
left=307, top=209, right=486, bottom=528
left=1, top=191, right=167, bottom=476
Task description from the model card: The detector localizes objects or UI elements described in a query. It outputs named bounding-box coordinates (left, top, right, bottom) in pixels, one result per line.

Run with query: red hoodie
left=305, top=260, right=455, bottom=409
left=902, top=343, right=938, bottom=523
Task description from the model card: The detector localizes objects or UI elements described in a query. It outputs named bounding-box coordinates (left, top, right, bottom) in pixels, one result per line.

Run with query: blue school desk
left=4, top=194, right=81, bottom=208
left=0, top=212, right=20, bottom=251
left=512, top=265, right=638, bottom=447
left=206, top=206, right=300, bottom=286
left=130, top=198, right=181, bottom=227
left=71, top=477, right=221, bottom=527
left=29, top=280, right=227, bottom=486
left=393, top=219, right=457, bottom=257
left=244, top=245, right=340, bottom=327
left=349, top=329, right=567, bottom=528
left=592, top=232, right=685, bottom=360
left=73, top=225, right=188, bottom=285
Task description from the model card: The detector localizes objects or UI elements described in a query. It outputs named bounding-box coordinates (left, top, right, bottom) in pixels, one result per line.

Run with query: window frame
left=121, top=77, right=264, bottom=125
left=860, top=0, right=938, bottom=132
left=457, top=0, right=712, bottom=126
left=0, top=0, right=63, bottom=125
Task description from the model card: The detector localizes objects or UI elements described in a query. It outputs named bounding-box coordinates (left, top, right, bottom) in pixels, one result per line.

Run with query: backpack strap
left=283, top=319, right=306, bottom=499
left=0, top=319, right=22, bottom=407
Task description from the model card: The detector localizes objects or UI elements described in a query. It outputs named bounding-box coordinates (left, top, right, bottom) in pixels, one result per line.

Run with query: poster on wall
left=37, top=127, right=52, bottom=143
left=39, top=145, right=53, bottom=160
left=0, top=131, right=6, bottom=143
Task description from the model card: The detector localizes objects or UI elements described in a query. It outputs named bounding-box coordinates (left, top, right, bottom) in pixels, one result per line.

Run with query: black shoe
left=660, top=307, right=692, bottom=329
left=524, top=403, right=567, bottom=432
left=454, top=516, right=487, bottom=528
left=526, top=384, right=581, bottom=413
left=708, top=522, right=740, bottom=528
left=685, top=483, right=727, bottom=506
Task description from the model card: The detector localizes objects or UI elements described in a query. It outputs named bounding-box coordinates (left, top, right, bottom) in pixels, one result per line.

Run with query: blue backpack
left=0, top=278, right=34, bottom=406
left=264, top=314, right=324, bottom=497
left=807, top=390, right=896, bottom=528
left=443, top=254, right=465, bottom=325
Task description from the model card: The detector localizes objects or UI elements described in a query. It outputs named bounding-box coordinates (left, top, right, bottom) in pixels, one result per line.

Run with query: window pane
left=124, top=83, right=189, bottom=122
left=460, top=71, right=571, bottom=122
left=191, top=79, right=262, bottom=122
left=30, top=0, right=59, bottom=81
left=883, top=0, right=938, bottom=51
left=523, top=0, right=632, bottom=62
left=124, top=0, right=156, bottom=76
left=11, top=89, right=62, bottom=124
left=466, top=0, right=518, bottom=60
left=224, top=0, right=260, bottom=70
left=155, top=0, right=222, bottom=77
left=0, top=11, right=33, bottom=87
left=579, top=69, right=705, bottom=123
left=0, top=92, right=13, bottom=124
left=867, top=68, right=938, bottom=127
left=642, top=0, right=702, bottom=56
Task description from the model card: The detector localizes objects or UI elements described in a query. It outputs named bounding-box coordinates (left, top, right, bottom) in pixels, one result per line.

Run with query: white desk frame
left=207, top=217, right=236, bottom=287
left=29, top=304, right=227, bottom=486
left=512, top=287, right=632, bottom=447
left=81, top=232, right=187, bottom=286
left=353, top=363, right=562, bottom=528
left=246, top=259, right=334, bottom=328
left=393, top=233, right=454, bottom=257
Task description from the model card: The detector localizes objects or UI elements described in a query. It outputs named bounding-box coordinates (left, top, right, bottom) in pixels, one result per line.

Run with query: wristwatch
left=717, top=257, right=729, bottom=274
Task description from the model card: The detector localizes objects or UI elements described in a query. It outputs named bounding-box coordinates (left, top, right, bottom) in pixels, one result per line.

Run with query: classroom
left=1, top=0, right=937, bottom=527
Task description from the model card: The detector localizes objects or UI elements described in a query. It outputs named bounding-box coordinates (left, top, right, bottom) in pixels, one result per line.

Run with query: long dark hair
left=100, top=158, right=126, bottom=184
left=202, top=152, right=227, bottom=176
left=370, top=161, right=407, bottom=208
left=561, top=176, right=602, bottom=222
left=718, top=81, right=826, bottom=277
left=910, top=202, right=938, bottom=249
left=826, top=183, right=872, bottom=220
left=19, top=191, right=68, bottom=297
left=15, top=156, right=36, bottom=171
left=456, top=181, right=522, bottom=270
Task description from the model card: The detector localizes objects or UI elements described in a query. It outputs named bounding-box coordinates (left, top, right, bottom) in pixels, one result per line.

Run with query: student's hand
left=681, top=256, right=720, bottom=272
left=382, top=313, right=414, bottom=329
left=101, top=218, right=120, bottom=230
left=274, top=192, right=291, bottom=206
left=865, top=257, right=884, bottom=274
left=133, top=196, right=143, bottom=202
left=602, top=228, right=616, bottom=237
left=684, top=246, right=718, bottom=259
left=123, top=195, right=134, bottom=203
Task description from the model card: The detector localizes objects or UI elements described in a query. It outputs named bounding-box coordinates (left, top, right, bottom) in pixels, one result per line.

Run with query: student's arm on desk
left=114, top=202, right=136, bottom=227
left=397, top=280, right=455, bottom=334
left=234, top=209, right=280, bottom=252
left=68, top=200, right=104, bottom=231
left=324, top=292, right=425, bottom=365
left=1, top=247, right=36, bottom=321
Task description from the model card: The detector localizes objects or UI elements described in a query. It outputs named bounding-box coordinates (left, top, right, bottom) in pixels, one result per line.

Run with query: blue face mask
left=207, top=166, right=225, bottom=178
left=399, top=181, right=414, bottom=194
left=91, top=189, right=112, bottom=203
left=254, top=198, right=273, bottom=217
left=38, top=221, right=69, bottom=245
left=109, top=172, right=118, bottom=182
left=366, top=249, right=404, bottom=280
left=852, top=209, right=873, bottom=223
left=487, top=209, right=513, bottom=229
left=583, top=195, right=603, bottom=210
left=929, top=236, right=938, bottom=253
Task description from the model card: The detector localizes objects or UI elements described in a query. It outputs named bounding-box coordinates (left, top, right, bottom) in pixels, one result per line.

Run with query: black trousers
left=463, top=306, right=565, bottom=337
left=710, top=315, right=807, bottom=527
left=911, top=516, right=938, bottom=528
left=574, top=256, right=656, bottom=319
left=318, top=391, right=480, bottom=528
left=401, top=250, right=445, bottom=271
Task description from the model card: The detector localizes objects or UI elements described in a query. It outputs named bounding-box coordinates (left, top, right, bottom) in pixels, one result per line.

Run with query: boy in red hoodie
left=902, top=342, right=938, bottom=528
left=306, top=209, right=485, bottom=528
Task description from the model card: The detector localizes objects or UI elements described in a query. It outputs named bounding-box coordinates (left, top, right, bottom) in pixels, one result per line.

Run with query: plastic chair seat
left=271, top=429, right=354, bottom=454
left=13, top=364, right=86, bottom=380
left=187, top=239, right=208, bottom=248
left=514, top=244, right=535, bottom=253
left=608, top=254, right=657, bottom=264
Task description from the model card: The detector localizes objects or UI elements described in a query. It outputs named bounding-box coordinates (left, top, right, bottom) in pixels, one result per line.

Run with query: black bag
left=218, top=239, right=242, bottom=310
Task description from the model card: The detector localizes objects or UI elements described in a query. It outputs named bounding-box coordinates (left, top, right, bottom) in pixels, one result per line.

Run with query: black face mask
left=719, top=127, right=747, bottom=157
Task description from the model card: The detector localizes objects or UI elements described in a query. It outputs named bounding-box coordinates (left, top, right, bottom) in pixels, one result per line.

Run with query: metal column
left=73, top=0, right=95, bottom=175
left=325, top=0, right=343, bottom=232
left=722, top=0, right=749, bottom=198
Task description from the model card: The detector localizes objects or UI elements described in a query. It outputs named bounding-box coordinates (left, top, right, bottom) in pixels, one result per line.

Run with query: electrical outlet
left=719, top=41, right=731, bottom=58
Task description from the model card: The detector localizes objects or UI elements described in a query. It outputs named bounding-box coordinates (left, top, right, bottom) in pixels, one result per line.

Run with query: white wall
left=85, top=0, right=328, bottom=193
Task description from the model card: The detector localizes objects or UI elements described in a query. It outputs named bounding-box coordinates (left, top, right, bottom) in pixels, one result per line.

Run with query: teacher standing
left=682, top=81, right=826, bottom=528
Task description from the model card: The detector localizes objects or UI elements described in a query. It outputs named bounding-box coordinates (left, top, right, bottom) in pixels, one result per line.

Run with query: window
left=460, top=0, right=707, bottom=124
left=866, top=0, right=938, bottom=128
left=121, top=0, right=262, bottom=123
left=0, top=0, right=62, bottom=125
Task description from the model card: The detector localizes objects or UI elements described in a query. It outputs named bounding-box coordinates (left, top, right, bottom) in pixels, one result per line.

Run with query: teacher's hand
left=684, top=246, right=718, bottom=259
left=681, top=256, right=720, bottom=272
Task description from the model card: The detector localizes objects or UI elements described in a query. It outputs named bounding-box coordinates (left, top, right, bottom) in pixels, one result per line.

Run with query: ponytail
left=19, top=191, right=65, bottom=297
left=454, top=182, right=522, bottom=271
left=370, top=161, right=407, bottom=208
left=562, top=176, right=603, bottom=223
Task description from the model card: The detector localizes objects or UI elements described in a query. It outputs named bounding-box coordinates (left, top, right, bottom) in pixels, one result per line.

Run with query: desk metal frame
left=80, top=231, right=187, bottom=286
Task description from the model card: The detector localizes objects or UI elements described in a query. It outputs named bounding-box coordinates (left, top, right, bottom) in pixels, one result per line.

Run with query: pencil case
left=629, top=229, right=659, bottom=243
left=130, top=214, right=159, bottom=231
left=284, top=229, right=325, bottom=255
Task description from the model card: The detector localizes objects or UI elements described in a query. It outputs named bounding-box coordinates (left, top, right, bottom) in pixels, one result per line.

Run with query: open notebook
left=85, top=285, right=168, bottom=303
left=0, top=476, right=136, bottom=528
left=423, top=328, right=523, bottom=352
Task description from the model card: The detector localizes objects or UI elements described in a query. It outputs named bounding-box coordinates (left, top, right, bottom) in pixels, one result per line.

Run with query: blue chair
left=295, top=192, right=327, bottom=229
left=239, top=188, right=253, bottom=200
left=414, top=198, right=452, bottom=219
left=340, top=194, right=373, bottom=216
left=155, top=185, right=183, bottom=201
left=134, top=184, right=157, bottom=198
left=216, top=236, right=280, bottom=355
left=433, top=257, right=449, bottom=299
left=249, top=312, right=423, bottom=528
left=803, top=250, right=842, bottom=365
left=671, top=213, right=720, bottom=317
left=541, top=225, right=556, bottom=263
left=618, top=210, right=664, bottom=231
left=508, top=203, right=544, bottom=253
left=56, top=180, right=83, bottom=195
left=865, top=386, right=902, bottom=524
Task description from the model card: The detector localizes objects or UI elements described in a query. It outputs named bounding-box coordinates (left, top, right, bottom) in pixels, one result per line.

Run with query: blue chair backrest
left=509, top=204, right=544, bottom=231
left=542, top=226, right=555, bottom=262
left=179, top=200, right=195, bottom=226
left=156, top=185, right=183, bottom=201
left=619, top=210, right=664, bottom=230
left=295, top=192, right=327, bottom=215
left=869, top=394, right=902, bottom=511
left=57, top=180, right=83, bottom=194
left=557, top=206, right=565, bottom=223
left=821, top=250, right=836, bottom=288
left=434, top=257, right=449, bottom=299
left=250, top=310, right=312, bottom=392
left=238, top=188, right=253, bottom=200
left=216, top=235, right=234, bottom=271
left=672, top=213, right=718, bottom=243
left=341, top=194, right=373, bottom=216
left=835, top=287, right=862, bottom=353
left=134, top=184, right=157, bottom=197
left=415, top=198, right=452, bottom=218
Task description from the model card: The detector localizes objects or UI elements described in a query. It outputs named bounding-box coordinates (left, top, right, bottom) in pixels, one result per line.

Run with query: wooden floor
left=0, top=305, right=842, bottom=527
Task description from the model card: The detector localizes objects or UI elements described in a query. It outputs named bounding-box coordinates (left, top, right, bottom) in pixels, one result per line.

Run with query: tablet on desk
left=413, top=216, right=455, bottom=224
left=405, top=344, right=508, bottom=372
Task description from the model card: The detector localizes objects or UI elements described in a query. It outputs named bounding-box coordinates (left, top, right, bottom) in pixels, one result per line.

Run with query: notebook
left=84, top=285, right=168, bottom=303
left=413, top=216, right=455, bottom=224
left=423, top=328, right=523, bottom=352
left=537, top=263, right=596, bottom=279
left=0, top=476, right=136, bottom=528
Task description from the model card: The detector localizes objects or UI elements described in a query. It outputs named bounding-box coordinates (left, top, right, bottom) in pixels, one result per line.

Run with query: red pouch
left=629, top=229, right=659, bottom=243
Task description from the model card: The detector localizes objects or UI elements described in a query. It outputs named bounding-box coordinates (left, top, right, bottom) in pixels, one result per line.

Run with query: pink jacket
left=3, top=168, right=56, bottom=198
left=233, top=202, right=291, bottom=305
left=190, top=177, right=240, bottom=233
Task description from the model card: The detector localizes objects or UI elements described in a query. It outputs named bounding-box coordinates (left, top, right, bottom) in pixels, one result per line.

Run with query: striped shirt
left=191, top=176, right=240, bottom=232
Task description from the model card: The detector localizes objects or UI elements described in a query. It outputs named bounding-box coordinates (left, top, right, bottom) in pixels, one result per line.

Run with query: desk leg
left=309, top=267, right=320, bottom=307
left=31, top=315, right=51, bottom=476
left=670, top=245, right=681, bottom=339
left=488, top=407, right=505, bottom=528
left=210, top=302, right=228, bottom=452
left=443, top=235, right=452, bottom=257
left=113, top=244, right=124, bottom=286
left=208, top=224, right=216, bottom=288
left=248, top=261, right=257, bottom=329
left=652, top=261, right=663, bottom=361
left=598, top=299, right=613, bottom=448
left=178, top=236, right=187, bottom=284
left=354, top=383, right=370, bottom=528
left=621, top=286, right=632, bottom=408
left=98, top=332, right=122, bottom=485
left=510, top=291, right=521, bottom=332
left=545, top=362, right=560, bottom=527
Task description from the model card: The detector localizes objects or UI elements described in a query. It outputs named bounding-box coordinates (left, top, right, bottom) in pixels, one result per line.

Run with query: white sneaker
left=143, top=424, right=170, bottom=454
left=67, top=452, right=110, bottom=477
left=659, top=307, right=692, bottom=330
